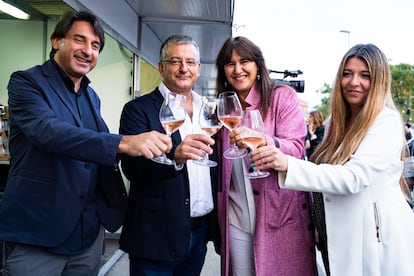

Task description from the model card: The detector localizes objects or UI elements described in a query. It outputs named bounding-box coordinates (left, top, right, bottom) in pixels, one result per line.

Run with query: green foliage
left=390, top=64, right=414, bottom=122
left=313, top=83, right=331, bottom=119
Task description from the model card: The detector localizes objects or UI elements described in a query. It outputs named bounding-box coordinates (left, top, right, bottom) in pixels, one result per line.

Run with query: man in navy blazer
left=119, top=35, right=219, bottom=275
left=0, top=11, right=172, bottom=276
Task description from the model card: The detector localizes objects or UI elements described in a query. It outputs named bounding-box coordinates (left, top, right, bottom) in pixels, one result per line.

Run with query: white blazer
left=279, top=106, right=414, bottom=276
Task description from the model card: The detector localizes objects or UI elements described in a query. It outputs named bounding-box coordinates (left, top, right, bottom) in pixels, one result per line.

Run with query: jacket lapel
left=41, top=61, right=82, bottom=126
left=85, top=87, right=109, bottom=133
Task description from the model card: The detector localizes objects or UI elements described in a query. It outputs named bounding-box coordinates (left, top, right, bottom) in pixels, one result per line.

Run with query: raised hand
left=119, top=130, right=172, bottom=159
left=250, top=145, right=288, bottom=172
left=174, top=133, right=214, bottom=165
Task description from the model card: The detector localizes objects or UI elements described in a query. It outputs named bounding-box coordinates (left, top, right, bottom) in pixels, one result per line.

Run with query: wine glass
left=217, top=91, right=247, bottom=159
left=241, top=110, right=270, bottom=179
left=193, top=96, right=222, bottom=167
left=151, top=93, right=187, bottom=165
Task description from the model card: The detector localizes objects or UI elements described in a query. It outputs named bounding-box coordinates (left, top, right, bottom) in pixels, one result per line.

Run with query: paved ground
left=99, top=236, right=326, bottom=276
left=99, top=239, right=220, bottom=276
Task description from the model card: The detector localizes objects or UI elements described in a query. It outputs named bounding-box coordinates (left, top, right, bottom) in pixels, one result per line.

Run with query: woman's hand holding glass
left=249, top=145, right=289, bottom=173
left=237, top=109, right=270, bottom=178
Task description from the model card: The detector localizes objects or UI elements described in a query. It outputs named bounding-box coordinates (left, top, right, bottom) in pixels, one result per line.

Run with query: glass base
left=247, top=170, right=270, bottom=179
left=223, top=147, right=247, bottom=159
left=193, top=158, right=217, bottom=167
left=151, top=154, right=175, bottom=165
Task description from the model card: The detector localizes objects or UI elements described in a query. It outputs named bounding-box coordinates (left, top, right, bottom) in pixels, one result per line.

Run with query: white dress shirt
left=159, top=83, right=213, bottom=217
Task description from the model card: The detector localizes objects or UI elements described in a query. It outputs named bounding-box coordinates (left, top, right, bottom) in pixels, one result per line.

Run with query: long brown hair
left=311, top=44, right=400, bottom=164
left=309, top=110, right=324, bottom=129
left=215, top=36, right=275, bottom=116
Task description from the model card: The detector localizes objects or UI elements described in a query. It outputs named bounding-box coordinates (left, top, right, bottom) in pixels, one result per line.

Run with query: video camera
left=269, top=70, right=305, bottom=93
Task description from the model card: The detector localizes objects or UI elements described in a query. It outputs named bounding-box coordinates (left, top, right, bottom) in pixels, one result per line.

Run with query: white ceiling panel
left=65, top=0, right=234, bottom=84
left=5, top=0, right=234, bottom=88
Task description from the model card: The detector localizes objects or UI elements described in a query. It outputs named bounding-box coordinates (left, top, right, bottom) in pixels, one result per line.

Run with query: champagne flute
left=241, top=109, right=270, bottom=179
left=151, top=93, right=187, bottom=165
left=193, top=96, right=222, bottom=167
left=217, top=91, right=247, bottom=159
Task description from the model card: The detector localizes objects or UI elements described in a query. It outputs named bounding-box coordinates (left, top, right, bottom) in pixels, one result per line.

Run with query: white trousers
left=229, top=224, right=255, bottom=276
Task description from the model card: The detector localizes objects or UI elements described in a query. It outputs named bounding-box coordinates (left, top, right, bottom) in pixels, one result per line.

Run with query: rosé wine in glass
left=241, top=109, right=270, bottom=179
left=152, top=93, right=187, bottom=165
left=217, top=92, right=247, bottom=159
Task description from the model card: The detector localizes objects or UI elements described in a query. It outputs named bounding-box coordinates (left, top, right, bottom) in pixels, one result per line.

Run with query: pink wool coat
left=216, top=84, right=317, bottom=276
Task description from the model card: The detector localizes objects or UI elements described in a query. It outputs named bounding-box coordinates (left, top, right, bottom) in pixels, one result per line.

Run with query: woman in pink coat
left=215, top=36, right=317, bottom=275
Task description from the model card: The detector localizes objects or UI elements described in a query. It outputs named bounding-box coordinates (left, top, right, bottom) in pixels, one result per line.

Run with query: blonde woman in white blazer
left=249, top=44, right=414, bottom=276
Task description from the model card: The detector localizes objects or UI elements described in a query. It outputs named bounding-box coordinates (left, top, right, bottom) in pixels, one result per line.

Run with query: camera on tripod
left=269, top=70, right=305, bottom=93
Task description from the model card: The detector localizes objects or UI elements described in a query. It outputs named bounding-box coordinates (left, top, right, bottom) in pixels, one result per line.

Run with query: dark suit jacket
left=119, top=88, right=219, bottom=262
left=307, top=125, right=325, bottom=159
left=0, top=60, right=128, bottom=247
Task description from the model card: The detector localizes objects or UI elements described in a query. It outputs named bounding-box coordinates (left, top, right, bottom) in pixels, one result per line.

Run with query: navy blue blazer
left=0, top=60, right=128, bottom=247
left=119, top=89, right=219, bottom=262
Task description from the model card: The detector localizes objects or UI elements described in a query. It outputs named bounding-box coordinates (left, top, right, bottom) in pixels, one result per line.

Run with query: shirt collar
left=158, top=82, right=200, bottom=102
left=244, top=83, right=261, bottom=109
left=52, top=59, right=90, bottom=93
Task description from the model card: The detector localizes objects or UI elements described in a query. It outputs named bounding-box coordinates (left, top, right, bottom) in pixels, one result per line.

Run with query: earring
left=224, top=82, right=228, bottom=87
left=257, top=71, right=261, bottom=80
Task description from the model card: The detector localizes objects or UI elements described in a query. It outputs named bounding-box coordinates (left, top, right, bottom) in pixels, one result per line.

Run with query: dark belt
left=190, top=215, right=207, bottom=230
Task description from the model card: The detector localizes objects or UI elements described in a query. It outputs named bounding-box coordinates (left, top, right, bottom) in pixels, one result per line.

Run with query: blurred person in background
left=305, top=110, right=325, bottom=160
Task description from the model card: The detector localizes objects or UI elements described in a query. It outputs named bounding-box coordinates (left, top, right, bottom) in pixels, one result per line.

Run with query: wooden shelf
left=0, top=155, right=10, bottom=162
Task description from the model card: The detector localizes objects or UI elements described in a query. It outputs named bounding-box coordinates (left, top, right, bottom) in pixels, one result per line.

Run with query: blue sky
left=233, top=0, right=414, bottom=109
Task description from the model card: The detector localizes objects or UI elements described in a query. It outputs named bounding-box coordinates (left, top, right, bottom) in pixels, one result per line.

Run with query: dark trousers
left=129, top=221, right=208, bottom=276
left=0, top=227, right=104, bottom=276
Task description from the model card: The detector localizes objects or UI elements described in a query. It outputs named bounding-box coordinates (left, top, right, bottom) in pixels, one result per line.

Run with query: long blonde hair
left=311, top=44, right=400, bottom=165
